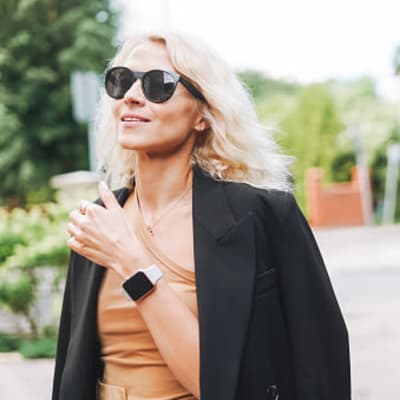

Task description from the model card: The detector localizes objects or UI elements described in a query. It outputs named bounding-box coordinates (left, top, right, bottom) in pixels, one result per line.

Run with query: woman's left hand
left=67, top=181, right=149, bottom=279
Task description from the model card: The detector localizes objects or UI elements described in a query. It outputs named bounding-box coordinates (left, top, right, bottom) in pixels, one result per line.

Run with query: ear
left=194, top=115, right=210, bottom=132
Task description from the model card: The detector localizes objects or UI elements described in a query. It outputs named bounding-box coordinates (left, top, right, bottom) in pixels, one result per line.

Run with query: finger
left=67, top=222, right=84, bottom=241
left=82, top=247, right=110, bottom=267
left=69, top=209, right=86, bottom=226
left=84, top=202, right=102, bottom=217
left=79, top=200, right=91, bottom=215
left=98, top=181, right=121, bottom=211
left=67, top=235, right=83, bottom=251
left=67, top=237, right=109, bottom=267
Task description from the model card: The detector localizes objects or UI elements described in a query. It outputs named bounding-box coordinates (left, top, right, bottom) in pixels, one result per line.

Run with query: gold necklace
left=135, top=182, right=192, bottom=236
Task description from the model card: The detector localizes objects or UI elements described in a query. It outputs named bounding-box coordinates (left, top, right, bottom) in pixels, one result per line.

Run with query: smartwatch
left=122, top=264, right=163, bottom=302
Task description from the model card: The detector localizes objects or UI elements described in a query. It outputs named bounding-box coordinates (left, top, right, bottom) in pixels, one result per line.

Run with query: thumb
left=98, top=181, right=121, bottom=211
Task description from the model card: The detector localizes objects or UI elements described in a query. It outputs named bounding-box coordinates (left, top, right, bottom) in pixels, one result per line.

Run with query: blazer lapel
left=193, top=166, right=256, bottom=400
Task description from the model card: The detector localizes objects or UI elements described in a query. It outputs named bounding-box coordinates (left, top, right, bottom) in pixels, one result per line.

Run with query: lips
left=121, top=113, right=150, bottom=123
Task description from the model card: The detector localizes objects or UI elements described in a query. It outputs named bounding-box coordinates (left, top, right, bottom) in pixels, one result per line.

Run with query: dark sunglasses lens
left=143, top=70, right=177, bottom=103
left=105, top=68, right=135, bottom=99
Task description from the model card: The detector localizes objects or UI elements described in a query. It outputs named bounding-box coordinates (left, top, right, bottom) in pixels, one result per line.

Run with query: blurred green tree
left=370, top=125, right=400, bottom=222
left=328, top=77, right=399, bottom=155
left=279, top=84, right=344, bottom=208
left=0, top=201, right=71, bottom=337
left=330, top=148, right=356, bottom=183
left=239, top=68, right=400, bottom=218
left=238, top=69, right=299, bottom=101
left=0, top=0, right=117, bottom=206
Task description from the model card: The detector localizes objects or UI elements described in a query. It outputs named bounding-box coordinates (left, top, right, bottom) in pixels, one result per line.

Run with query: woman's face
left=112, top=41, right=204, bottom=157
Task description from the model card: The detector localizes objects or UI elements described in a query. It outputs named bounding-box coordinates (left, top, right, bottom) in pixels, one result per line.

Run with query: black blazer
left=52, top=165, right=351, bottom=400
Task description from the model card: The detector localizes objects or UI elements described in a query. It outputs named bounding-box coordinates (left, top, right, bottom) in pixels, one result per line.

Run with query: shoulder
left=220, top=179, right=298, bottom=225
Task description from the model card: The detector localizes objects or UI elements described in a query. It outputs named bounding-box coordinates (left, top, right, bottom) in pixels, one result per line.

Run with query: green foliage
left=238, top=69, right=300, bottom=101
left=0, top=0, right=117, bottom=206
left=330, top=149, right=357, bottom=183
left=242, top=69, right=400, bottom=217
left=0, top=332, right=21, bottom=352
left=370, top=126, right=400, bottom=221
left=328, top=78, right=400, bottom=155
left=255, top=94, right=297, bottom=128
left=19, top=336, right=57, bottom=359
left=0, top=276, right=36, bottom=316
left=328, top=78, right=400, bottom=221
left=0, top=200, right=71, bottom=336
left=0, top=326, right=57, bottom=357
left=279, top=84, right=344, bottom=207
left=0, top=333, right=57, bottom=358
left=0, top=232, right=27, bottom=263
left=0, top=202, right=70, bottom=271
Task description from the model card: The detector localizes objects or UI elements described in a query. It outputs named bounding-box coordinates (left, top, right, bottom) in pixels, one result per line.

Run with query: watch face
left=122, top=271, right=154, bottom=301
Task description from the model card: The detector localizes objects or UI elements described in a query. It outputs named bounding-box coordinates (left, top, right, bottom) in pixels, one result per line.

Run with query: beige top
left=97, top=197, right=198, bottom=400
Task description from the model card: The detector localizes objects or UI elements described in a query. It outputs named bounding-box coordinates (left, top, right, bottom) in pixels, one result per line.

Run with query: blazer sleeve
left=51, top=251, right=75, bottom=400
left=268, top=191, right=351, bottom=400
left=51, top=188, right=127, bottom=399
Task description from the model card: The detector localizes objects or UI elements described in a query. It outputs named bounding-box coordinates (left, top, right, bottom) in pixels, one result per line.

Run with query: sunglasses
left=104, top=66, right=206, bottom=103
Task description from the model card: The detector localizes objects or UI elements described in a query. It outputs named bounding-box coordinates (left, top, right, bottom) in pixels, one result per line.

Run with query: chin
left=118, top=131, right=147, bottom=150
left=118, top=140, right=147, bottom=152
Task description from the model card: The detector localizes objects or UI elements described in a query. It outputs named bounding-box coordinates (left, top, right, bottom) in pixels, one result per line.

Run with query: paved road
left=0, top=355, right=54, bottom=399
left=333, top=269, right=400, bottom=399
left=0, top=225, right=399, bottom=399
left=317, top=225, right=400, bottom=399
left=315, top=224, right=400, bottom=271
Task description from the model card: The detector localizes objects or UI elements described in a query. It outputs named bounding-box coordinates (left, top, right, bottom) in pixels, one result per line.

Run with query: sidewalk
left=314, top=224, right=400, bottom=271
left=0, top=353, right=54, bottom=399
left=314, top=224, right=400, bottom=400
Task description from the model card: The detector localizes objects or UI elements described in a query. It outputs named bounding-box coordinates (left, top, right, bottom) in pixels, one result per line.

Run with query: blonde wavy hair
left=95, top=30, right=293, bottom=191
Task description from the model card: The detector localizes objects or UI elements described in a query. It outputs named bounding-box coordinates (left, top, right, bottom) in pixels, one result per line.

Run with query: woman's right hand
left=67, top=181, right=153, bottom=279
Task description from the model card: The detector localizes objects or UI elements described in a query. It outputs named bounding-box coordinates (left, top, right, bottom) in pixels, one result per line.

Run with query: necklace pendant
left=147, top=225, right=154, bottom=236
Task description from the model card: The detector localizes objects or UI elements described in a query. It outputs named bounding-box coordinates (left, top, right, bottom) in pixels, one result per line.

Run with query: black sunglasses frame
left=105, top=66, right=206, bottom=103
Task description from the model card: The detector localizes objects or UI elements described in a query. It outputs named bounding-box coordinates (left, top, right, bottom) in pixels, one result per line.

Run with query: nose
left=123, top=79, right=145, bottom=105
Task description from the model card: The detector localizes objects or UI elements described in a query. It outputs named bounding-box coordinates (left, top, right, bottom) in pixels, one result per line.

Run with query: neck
left=134, top=153, right=193, bottom=215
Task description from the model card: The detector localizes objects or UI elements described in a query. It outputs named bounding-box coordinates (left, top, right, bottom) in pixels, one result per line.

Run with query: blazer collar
left=192, top=164, right=236, bottom=240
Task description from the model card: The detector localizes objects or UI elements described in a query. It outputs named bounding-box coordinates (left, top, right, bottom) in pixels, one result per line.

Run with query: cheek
left=112, top=100, right=121, bottom=121
left=156, top=103, right=197, bottom=136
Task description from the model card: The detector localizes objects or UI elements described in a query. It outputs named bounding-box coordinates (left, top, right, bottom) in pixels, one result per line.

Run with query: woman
left=52, top=31, right=350, bottom=400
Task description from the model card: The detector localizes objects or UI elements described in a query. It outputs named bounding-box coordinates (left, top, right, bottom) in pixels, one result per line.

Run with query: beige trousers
left=97, top=380, right=127, bottom=400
